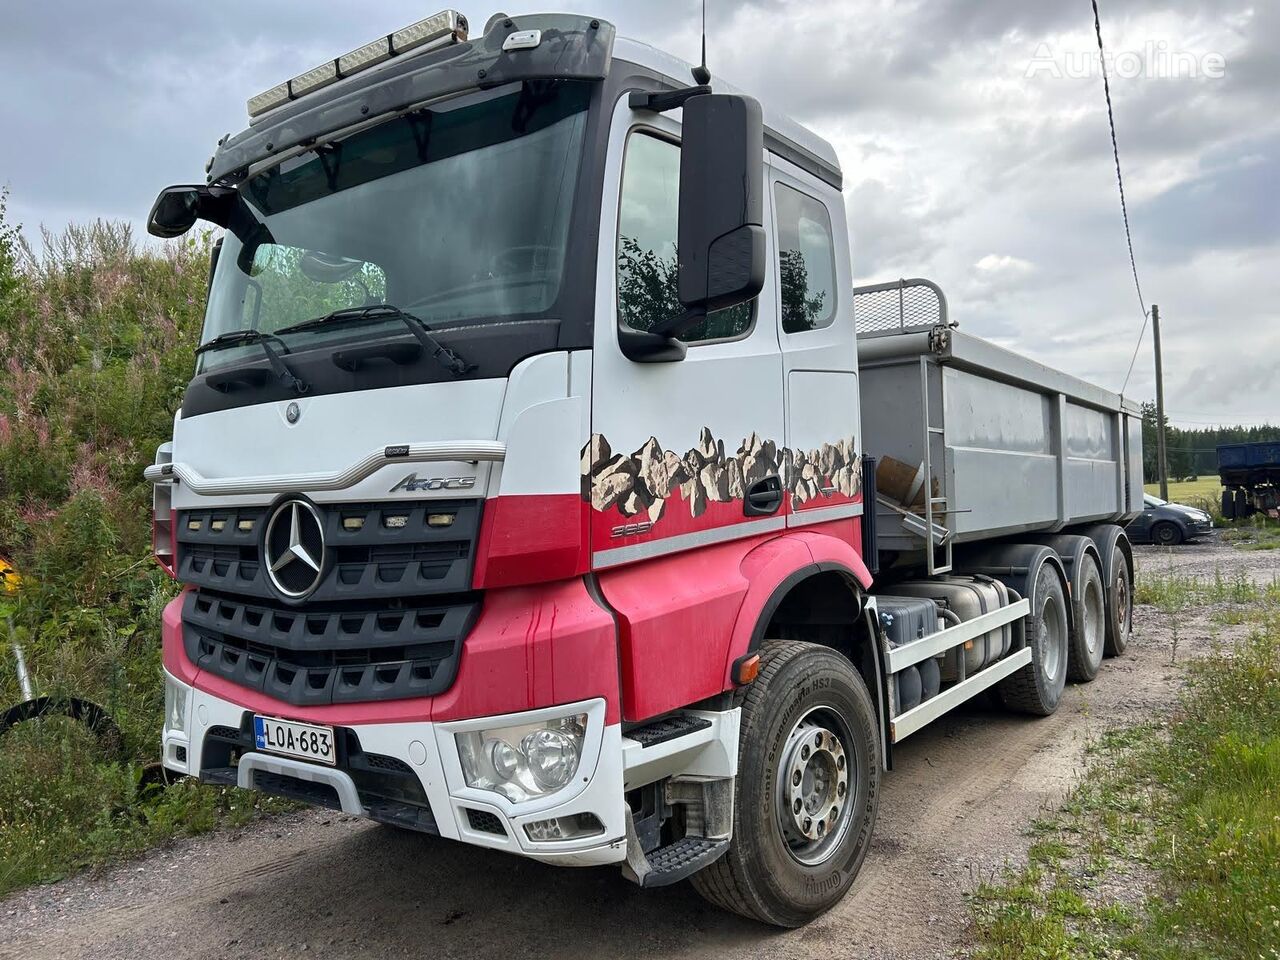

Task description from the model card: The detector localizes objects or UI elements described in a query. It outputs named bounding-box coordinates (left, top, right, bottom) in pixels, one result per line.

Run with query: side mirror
left=147, top=185, right=235, bottom=238
left=675, top=94, right=765, bottom=319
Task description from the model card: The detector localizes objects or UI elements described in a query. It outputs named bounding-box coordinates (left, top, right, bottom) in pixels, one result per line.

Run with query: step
left=626, top=714, right=713, bottom=749
left=639, top=836, right=730, bottom=888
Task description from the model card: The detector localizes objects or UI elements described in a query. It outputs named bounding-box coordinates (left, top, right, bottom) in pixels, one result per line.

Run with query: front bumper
left=163, top=671, right=628, bottom=866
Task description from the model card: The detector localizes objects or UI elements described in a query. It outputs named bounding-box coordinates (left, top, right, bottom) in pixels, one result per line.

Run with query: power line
left=1090, top=0, right=1150, bottom=394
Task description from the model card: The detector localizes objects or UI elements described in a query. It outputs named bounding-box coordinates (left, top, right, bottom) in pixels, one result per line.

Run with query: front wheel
left=1152, top=521, right=1183, bottom=546
left=691, top=640, right=880, bottom=927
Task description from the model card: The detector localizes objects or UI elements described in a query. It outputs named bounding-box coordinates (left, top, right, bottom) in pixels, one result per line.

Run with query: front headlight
left=163, top=674, right=189, bottom=736
left=456, top=713, right=586, bottom=803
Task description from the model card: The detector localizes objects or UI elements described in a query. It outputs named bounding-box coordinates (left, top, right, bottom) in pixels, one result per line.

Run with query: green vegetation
left=1144, top=477, right=1222, bottom=507
left=1221, top=516, right=1280, bottom=552
left=0, top=195, right=286, bottom=898
left=970, top=605, right=1280, bottom=960
left=1135, top=566, right=1280, bottom=612
left=1140, top=400, right=1280, bottom=481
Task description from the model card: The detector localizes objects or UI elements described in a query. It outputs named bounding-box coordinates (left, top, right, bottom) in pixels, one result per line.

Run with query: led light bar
left=248, top=10, right=469, bottom=120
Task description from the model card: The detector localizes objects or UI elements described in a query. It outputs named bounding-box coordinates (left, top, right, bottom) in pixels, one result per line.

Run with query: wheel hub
left=781, top=721, right=848, bottom=843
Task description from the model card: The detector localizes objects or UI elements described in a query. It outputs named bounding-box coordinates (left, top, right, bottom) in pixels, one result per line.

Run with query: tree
left=779, top=248, right=825, bottom=332
left=0, top=187, right=22, bottom=323
left=616, top=236, right=751, bottom=341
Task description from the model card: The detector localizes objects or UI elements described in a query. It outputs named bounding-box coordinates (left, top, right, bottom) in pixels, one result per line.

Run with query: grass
left=969, top=605, right=1280, bottom=960
left=1146, top=477, right=1224, bottom=506
left=1222, top=516, right=1280, bottom=552
left=1134, top=565, right=1280, bottom=612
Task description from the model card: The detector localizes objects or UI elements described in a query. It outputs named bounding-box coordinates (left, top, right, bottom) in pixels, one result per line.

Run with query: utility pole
left=1152, top=304, right=1169, bottom=500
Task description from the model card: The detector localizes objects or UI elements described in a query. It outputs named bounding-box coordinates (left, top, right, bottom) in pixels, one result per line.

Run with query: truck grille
left=175, top=498, right=482, bottom=602
left=182, top=589, right=479, bottom=706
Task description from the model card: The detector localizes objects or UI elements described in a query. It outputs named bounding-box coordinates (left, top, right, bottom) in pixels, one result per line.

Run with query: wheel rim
left=775, top=707, right=857, bottom=866
left=1116, top=564, right=1132, bottom=635
left=1037, top=568, right=1067, bottom=683
left=1155, top=525, right=1175, bottom=545
left=1082, top=574, right=1105, bottom=660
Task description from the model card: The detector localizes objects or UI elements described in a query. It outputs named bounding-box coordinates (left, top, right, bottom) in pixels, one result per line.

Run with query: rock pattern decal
left=582, top=429, right=861, bottom=524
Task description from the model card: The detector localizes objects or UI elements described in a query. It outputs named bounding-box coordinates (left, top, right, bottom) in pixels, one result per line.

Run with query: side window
left=616, top=132, right=753, bottom=343
left=775, top=183, right=837, bottom=333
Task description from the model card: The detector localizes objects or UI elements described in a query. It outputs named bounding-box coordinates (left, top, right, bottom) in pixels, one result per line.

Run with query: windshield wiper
left=195, top=330, right=309, bottom=394
left=277, top=305, right=473, bottom=377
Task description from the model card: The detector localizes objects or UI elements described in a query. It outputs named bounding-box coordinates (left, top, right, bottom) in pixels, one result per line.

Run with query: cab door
left=586, top=95, right=786, bottom=721
left=587, top=96, right=785, bottom=570
left=769, top=158, right=864, bottom=533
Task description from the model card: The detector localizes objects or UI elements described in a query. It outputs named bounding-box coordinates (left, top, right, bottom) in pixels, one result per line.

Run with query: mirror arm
left=628, top=84, right=711, bottom=114
left=649, top=306, right=707, bottom=339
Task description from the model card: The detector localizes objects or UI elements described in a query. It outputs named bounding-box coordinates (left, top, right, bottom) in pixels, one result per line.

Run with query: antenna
left=692, top=0, right=711, bottom=85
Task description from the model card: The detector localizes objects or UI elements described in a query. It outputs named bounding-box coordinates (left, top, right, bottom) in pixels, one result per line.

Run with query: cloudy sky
left=2, top=1, right=1275, bottom=426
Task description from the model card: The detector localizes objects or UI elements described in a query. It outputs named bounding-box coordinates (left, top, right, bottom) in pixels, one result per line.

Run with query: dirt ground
left=2, top=534, right=1275, bottom=960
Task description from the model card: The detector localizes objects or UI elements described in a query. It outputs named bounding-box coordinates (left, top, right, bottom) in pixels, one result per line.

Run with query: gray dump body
left=854, top=280, right=1144, bottom=573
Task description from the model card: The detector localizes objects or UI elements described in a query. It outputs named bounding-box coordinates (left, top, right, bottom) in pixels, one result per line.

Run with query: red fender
left=721, top=520, right=873, bottom=685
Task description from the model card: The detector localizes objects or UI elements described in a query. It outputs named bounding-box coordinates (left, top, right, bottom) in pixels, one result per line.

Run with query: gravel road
left=2, top=534, right=1274, bottom=960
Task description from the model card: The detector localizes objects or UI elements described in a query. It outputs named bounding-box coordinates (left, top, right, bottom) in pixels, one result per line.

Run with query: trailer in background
left=1218, top=441, right=1280, bottom=519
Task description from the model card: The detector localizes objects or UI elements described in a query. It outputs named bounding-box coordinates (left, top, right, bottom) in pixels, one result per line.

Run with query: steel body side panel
left=860, top=328, right=1142, bottom=561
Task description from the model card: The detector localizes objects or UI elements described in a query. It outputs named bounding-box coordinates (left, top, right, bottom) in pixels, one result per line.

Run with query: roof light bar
left=247, top=10, right=469, bottom=120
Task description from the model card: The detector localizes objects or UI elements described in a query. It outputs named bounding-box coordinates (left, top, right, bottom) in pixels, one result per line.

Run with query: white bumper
left=162, top=671, right=628, bottom=866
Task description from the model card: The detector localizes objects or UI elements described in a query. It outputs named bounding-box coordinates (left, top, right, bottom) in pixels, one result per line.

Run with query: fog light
left=427, top=513, right=455, bottom=528
left=210, top=519, right=227, bottom=532
left=524, top=813, right=605, bottom=842
left=187, top=519, right=202, bottom=531
left=237, top=518, right=255, bottom=532
left=342, top=516, right=365, bottom=531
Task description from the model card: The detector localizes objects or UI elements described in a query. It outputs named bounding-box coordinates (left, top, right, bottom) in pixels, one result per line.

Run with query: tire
left=1065, top=555, right=1106, bottom=683
left=1152, top=521, right=1183, bottom=546
left=1221, top=490, right=1236, bottom=521
left=1102, top=541, right=1133, bottom=657
left=997, top=560, right=1069, bottom=716
left=691, top=640, right=880, bottom=927
left=1235, top=489, right=1250, bottom=518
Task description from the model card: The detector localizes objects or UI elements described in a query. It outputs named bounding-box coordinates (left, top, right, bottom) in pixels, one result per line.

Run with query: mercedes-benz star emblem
left=285, top=402, right=301, bottom=424
left=264, top=499, right=325, bottom=599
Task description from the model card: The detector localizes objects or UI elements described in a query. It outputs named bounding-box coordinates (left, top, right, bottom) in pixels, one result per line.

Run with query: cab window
left=775, top=183, right=837, bottom=333
left=616, top=132, right=753, bottom=343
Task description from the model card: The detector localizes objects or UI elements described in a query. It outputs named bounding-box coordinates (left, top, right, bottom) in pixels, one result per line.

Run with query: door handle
left=744, top=476, right=784, bottom=517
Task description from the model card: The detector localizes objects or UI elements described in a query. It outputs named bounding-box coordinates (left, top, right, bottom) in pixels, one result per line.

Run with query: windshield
left=1144, top=494, right=1167, bottom=507
left=199, top=79, right=591, bottom=370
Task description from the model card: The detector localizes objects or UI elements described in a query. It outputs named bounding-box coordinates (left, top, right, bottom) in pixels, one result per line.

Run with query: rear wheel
left=691, top=640, right=879, bottom=927
left=1066, top=555, right=1106, bottom=683
left=1152, top=521, right=1183, bottom=546
left=1102, top=540, right=1133, bottom=657
left=998, top=561, right=1069, bottom=716
left=1222, top=490, right=1236, bottom=521
left=1235, top=489, right=1250, bottom=518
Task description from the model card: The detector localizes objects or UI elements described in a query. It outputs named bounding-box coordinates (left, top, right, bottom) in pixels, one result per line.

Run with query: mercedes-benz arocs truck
left=147, top=11, right=1142, bottom=927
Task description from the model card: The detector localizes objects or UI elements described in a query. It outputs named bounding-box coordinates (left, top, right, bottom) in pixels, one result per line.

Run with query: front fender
left=721, top=529, right=872, bottom=686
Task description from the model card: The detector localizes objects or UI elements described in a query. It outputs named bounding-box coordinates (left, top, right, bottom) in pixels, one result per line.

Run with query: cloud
left=1, top=0, right=1275, bottom=424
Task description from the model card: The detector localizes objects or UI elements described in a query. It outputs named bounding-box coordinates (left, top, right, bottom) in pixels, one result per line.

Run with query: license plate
left=253, top=715, right=337, bottom=766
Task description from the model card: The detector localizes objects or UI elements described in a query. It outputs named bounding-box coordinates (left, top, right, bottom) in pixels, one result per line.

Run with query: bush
left=0, top=195, right=286, bottom=895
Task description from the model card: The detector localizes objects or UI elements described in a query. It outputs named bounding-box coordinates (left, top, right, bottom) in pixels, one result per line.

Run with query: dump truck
left=1218, top=441, right=1280, bottom=519
left=145, top=11, right=1142, bottom=927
